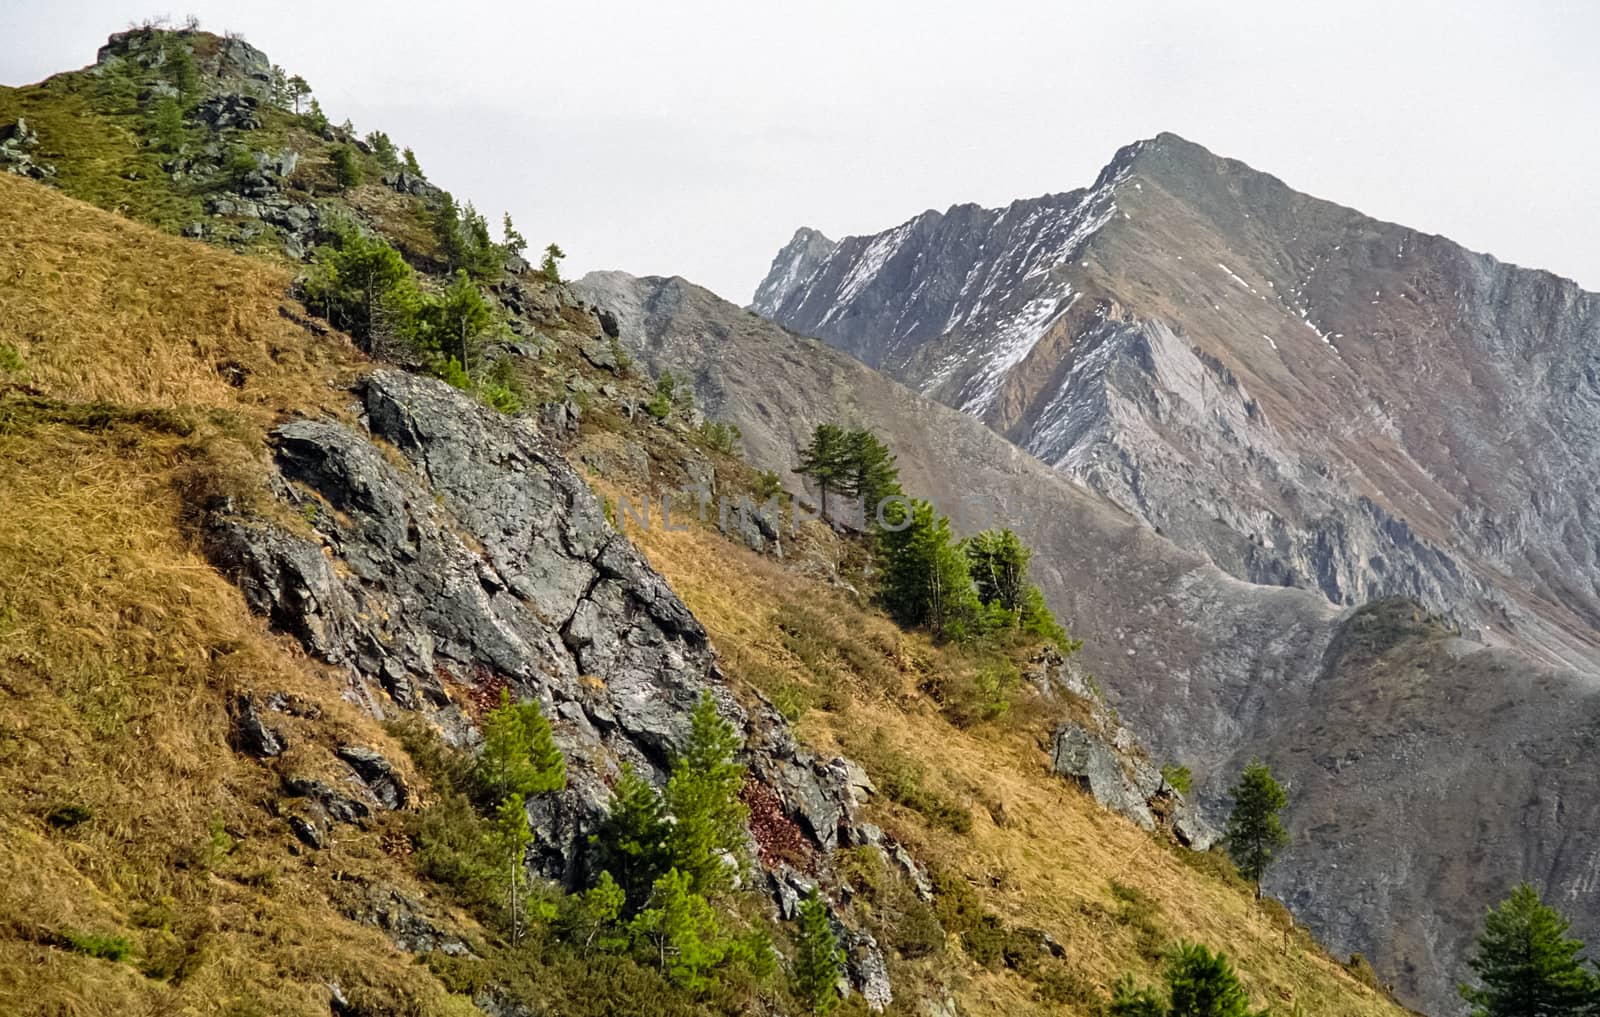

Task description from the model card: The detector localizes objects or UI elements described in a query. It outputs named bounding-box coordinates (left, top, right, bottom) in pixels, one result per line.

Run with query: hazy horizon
left=3, top=1, right=1596, bottom=302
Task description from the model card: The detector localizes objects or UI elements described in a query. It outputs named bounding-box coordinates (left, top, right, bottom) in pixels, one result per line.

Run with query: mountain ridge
left=751, top=131, right=1600, bottom=679
left=759, top=131, right=1594, bottom=310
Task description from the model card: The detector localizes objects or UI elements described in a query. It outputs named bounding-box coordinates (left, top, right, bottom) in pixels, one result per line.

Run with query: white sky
left=4, top=1, right=1597, bottom=302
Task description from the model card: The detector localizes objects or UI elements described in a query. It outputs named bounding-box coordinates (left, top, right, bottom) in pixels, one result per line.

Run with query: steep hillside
left=0, top=170, right=466, bottom=1016
left=604, top=491, right=1409, bottom=1017
left=0, top=172, right=1415, bottom=1017
left=752, top=134, right=1600, bottom=681
left=0, top=29, right=1422, bottom=1017
left=578, top=269, right=1600, bottom=1013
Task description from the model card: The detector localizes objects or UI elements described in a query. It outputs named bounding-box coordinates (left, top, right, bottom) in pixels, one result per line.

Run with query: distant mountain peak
left=746, top=133, right=1600, bottom=1014
left=749, top=225, right=838, bottom=316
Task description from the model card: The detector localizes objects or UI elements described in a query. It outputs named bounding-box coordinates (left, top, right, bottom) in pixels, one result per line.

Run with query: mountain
left=752, top=133, right=1600, bottom=678
left=580, top=266, right=1600, bottom=1014
left=0, top=28, right=1412, bottom=1017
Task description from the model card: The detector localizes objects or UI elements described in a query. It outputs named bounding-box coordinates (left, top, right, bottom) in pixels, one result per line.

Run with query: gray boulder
left=193, top=93, right=262, bottom=131
left=335, top=744, right=408, bottom=809
left=1051, top=723, right=1157, bottom=831
left=228, top=692, right=286, bottom=758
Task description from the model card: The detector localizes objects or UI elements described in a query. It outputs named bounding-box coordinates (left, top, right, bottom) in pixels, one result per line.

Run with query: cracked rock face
left=204, top=370, right=888, bottom=1005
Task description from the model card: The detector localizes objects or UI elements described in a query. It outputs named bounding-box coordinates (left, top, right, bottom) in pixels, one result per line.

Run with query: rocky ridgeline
left=94, top=27, right=277, bottom=98
left=203, top=369, right=896, bottom=1008
left=751, top=134, right=1600, bottom=679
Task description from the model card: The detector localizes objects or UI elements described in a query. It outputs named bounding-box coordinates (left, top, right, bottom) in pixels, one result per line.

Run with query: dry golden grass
left=0, top=176, right=477, bottom=1016
left=0, top=171, right=1403, bottom=1016
left=613, top=498, right=1411, bottom=1017
left=0, top=173, right=360, bottom=414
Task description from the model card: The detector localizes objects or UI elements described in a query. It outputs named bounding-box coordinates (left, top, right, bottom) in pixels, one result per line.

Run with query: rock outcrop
left=203, top=369, right=891, bottom=1006
left=1040, top=659, right=1219, bottom=852
left=96, top=27, right=276, bottom=100
left=0, top=118, right=55, bottom=180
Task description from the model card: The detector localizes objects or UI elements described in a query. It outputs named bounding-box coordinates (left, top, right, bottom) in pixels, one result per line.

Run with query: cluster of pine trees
left=407, top=691, right=846, bottom=1012
left=794, top=423, right=902, bottom=522
left=299, top=219, right=527, bottom=410
left=794, top=423, right=1078, bottom=652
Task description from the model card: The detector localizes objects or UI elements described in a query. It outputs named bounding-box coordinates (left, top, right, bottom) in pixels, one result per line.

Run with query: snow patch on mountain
left=959, top=292, right=1079, bottom=415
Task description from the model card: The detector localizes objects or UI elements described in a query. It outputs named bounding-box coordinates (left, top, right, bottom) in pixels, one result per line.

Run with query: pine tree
left=1109, top=975, right=1166, bottom=1017
left=465, top=692, right=565, bottom=945
left=490, top=792, right=536, bottom=944
left=421, top=270, right=496, bottom=377
left=433, top=192, right=466, bottom=270
left=963, top=528, right=1030, bottom=614
left=269, top=64, right=290, bottom=109
left=308, top=98, right=329, bottom=133
left=502, top=212, right=527, bottom=259
left=663, top=694, right=747, bottom=896
left=1460, top=884, right=1599, bottom=1017
left=1224, top=760, right=1289, bottom=896
left=301, top=225, right=418, bottom=345
left=564, top=870, right=627, bottom=954
left=1110, top=943, right=1255, bottom=1017
left=402, top=146, right=424, bottom=176
left=794, top=424, right=852, bottom=521
left=459, top=202, right=500, bottom=279
left=878, top=499, right=979, bottom=638
left=365, top=130, right=398, bottom=170
left=473, top=689, right=567, bottom=805
left=590, top=763, right=671, bottom=912
left=539, top=242, right=566, bottom=283
left=287, top=74, right=311, bottom=115
left=629, top=867, right=729, bottom=992
left=148, top=96, right=185, bottom=153
left=845, top=428, right=901, bottom=521
left=793, top=889, right=843, bottom=1015
left=330, top=144, right=362, bottom=189
left=168, top=41, right=198, bottom=102
left=1165, top=942, right=1252, bottom=1017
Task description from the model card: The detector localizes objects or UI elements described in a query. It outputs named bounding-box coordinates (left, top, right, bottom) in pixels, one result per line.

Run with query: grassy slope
left=0, top=65, right=1411, bottom=1014
left=605, top=496, right=1409, bottom=1017
left=0, top=173, right=481, bottom=1017
left=0, top=41, right=438, bottom=267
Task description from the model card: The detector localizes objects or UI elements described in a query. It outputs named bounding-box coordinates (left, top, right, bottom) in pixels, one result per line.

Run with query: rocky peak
left=95, top=28, right=276, bottom=100
left=738, top=137, right=1600, bottom=1013
left=750, top=226, right=837, bottom=316
left=751, top=133, right=1600, bottom=673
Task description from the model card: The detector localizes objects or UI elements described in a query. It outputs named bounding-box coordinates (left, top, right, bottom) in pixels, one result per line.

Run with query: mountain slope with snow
left=754, top=133, right=1600, bottom=682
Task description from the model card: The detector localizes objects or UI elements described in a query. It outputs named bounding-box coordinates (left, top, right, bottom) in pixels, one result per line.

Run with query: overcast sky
left=4, top=1, right=1597, bottom=301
